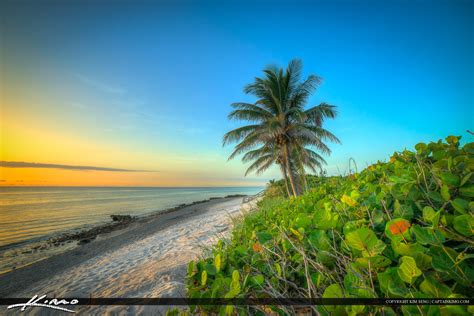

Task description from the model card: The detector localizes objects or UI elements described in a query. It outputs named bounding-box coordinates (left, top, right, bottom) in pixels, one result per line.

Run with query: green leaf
left=341, top=194, right=357, bottom=207
left=415, top=142, right=428, bottom=154
left=308, top=230, right=330, bottom=250
left=429, top=246, right=472, bottom=286
left=397, top=256, right=422, bottom=284
left=439, top=172, right=460, bottom=187
left=451, top=198, right=469, bottom=214
left=322, top=283, right=344, bottom=312
left=225, top=305, right=234, bottom=315
left=420, top=275, right=451, bottom=297
left=423, top=206, right=440, bottom=226
left=392, top=242, right=426, bottom=256
left=230, top=270, right=241, bottom=293
left=459, top=185, right=474, bottom=198
left=453, top=214, right=474, bottom=237
left=274, top=263, right=282, bottom=277
left=187, top=260, right=196, bottom=276
left=445, top=135, right=459, bottom=145
left=322, top=283, right=343, bottom=298
left=256, top=232, right=273, bottom=244
left=294, top=214, right=312, bottom=228
left=251, top=274, right=264, bottom=286
left=201, top=270, right=207, bottom=286
left=354, top=256, right=391, bottom=269
left=290, top=227, right=304, bottom=240
left=378, top=267, right=409, bottom=297
left=412, top=225, right=445, bottom=245
left=440, top=185, right=451, bottom=201
left=214, top=254, right=222, bottom=272
left=313, top=207, right=338, bottom=230
left=204, top=263, right=217, bottom=276
left=345, top=228, right=386, bottom=257
left=460, top=172, right=472, bottom=186
left=232, top=270, right=240, bottom=283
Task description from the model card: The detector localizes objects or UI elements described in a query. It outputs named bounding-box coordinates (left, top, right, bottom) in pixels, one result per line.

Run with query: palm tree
left=223, top=59, right=340, bottom=196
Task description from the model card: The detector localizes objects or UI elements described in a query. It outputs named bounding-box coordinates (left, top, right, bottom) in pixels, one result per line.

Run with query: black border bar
left=0, top=298, right=472, bottom=306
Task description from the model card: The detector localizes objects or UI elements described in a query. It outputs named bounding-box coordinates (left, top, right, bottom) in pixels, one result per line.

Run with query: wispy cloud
left=75, top=73, right=126, bottom=94
left=0, top=161, right=153, bottom=172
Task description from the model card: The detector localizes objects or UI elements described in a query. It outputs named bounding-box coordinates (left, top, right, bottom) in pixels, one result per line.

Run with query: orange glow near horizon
left=0, top=116, right=269, bottom=187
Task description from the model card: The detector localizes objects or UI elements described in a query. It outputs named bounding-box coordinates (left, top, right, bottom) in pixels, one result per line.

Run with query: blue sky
left=1, top=0, right=473, bottom=186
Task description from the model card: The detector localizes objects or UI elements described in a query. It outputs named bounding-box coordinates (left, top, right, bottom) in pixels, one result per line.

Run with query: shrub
left=185, top=136, right=474, bottom=315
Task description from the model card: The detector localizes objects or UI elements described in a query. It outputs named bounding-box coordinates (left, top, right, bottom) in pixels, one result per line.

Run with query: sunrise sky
left=1, top=0, right=473, bottom=186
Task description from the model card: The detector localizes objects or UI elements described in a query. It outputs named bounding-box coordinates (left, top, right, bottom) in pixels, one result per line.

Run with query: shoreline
left=0, top=194, right=248, bottom=275
left=0, top=196, right=253, bottom=301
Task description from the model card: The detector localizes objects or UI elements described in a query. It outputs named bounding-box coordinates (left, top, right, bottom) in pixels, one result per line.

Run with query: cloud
left=75, top=73, right=126, bottom=94
left=0, top=161, right=153, bottom=172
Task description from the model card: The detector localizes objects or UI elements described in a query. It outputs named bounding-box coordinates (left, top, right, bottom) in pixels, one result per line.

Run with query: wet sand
left=0, top=196, right=258, bottom=314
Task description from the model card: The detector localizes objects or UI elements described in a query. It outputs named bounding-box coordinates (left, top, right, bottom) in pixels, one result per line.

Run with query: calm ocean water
left=0, top=186, right=263, bottom=249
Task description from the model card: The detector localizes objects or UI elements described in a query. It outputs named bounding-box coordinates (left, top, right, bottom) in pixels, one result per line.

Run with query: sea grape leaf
left=230, top=270, right=240, bottom=293
left=290, top=227, right=304, bottom=241
left=453, top=214, right=474, bottom=237
left=423, top=206, right=440, bottom=226
left=214, top=254, right=222, bottom=272
left=412, top=225, right=445, bottom=245
left=274, top=263, right=282, bottom=277
left=256, top=231, right=273, bottom=244
left=445, top=135, right=460, bottom=145
left=419, top=275, right=451, bottom=297
left=451, top=198, right=469, bottom=214
left=187, top=260, right=197, bottom=276
left=294, top=214, right=312, bottom=229
left=377, top=267, right=409, bottom=297
left=415, top=142, right=428, bottom=154
left=201, top=270, right=207, bottom=286
left=354, top=256, right=391, bottom=269
left=345, top=228, right=386, bottom=257
left=385, top=218, right=411, bottom=242
left=341, top=194, right=357, bottom=207
left=322, top=283, right=344, bottom=312
left=440, top=185, right=451, bottom=201
left=459, top=185, right=474, bottom=198
left=393, top=204, right=414, bottom=220
left=313, top=208, right=338, bottom=230
left=412, top=252, right=433, bottom=271
left=439, top=172, right=460, bottom=187
left=322, top=283, right=343, bottom=298
left=250, top=274, right=264, bottom=286
left=460, top=172, right=472, bottom=186
left=392, top=241, right=426, bottom=256
left=204, top=263, right=217, bottom=276
left=428, top=191, right=444, bottom=204
left=429, top=246, right=472, bottom=286
left=397, top=256, right=422, bottom=284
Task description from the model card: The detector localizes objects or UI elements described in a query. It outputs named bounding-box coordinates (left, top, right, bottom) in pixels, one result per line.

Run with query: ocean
left=0, top=186, right=263, bottom=250
left=0, top=186, right=263, bottom=274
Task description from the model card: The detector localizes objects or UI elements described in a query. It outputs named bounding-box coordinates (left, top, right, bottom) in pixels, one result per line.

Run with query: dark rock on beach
left=110, top=214, right=133, bottom=222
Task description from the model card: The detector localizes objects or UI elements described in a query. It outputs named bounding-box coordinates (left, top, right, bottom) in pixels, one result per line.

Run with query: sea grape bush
left=183, top=136, right=473, bottom=315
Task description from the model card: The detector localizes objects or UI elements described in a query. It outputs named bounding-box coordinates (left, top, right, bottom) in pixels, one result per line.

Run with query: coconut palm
left=223, top=59, right=340, bottom=196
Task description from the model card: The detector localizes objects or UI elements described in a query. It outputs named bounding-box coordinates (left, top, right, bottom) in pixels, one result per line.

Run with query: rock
left=78, top=239, right=91, bottom=245
left=110, top=214, right=133, bottom=222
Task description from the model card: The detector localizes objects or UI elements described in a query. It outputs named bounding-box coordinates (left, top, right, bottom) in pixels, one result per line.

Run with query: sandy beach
left=0, top=196, right=257, bottom=314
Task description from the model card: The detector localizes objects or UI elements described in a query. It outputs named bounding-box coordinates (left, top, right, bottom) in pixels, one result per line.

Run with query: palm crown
left=223, top=59, right=340, bottom=196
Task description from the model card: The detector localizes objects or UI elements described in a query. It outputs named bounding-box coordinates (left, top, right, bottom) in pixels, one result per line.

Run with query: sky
left=0, top=0, right=473, bottom=186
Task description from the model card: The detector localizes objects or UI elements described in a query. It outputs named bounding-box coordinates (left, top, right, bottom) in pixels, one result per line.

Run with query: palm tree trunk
left=280, top=164, right=291, bottom=198
left=283, top=144, right=298, bottom=196
left=300, top=169, right=308, bottom=193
